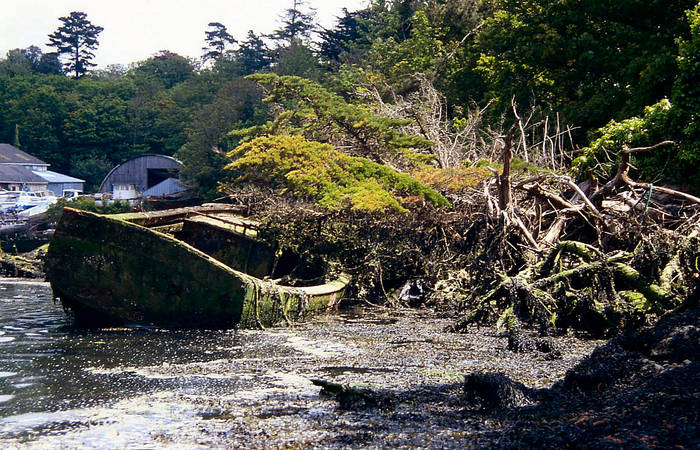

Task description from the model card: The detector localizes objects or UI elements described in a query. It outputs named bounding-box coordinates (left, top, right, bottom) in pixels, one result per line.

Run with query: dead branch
left=589, top=141, right=676, bottom=206
left=499, top=126, right=516, bottom=211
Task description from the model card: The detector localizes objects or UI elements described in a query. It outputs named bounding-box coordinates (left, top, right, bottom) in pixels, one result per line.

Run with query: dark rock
left=312, top=379, right=395, bottom=410
left=650, top=325, right=700, bottom=362
left=463, top=372, right=536, bottom=410
left=507, top=330, right=562, bottom=359
left=562, top=342, right=647, bottom=391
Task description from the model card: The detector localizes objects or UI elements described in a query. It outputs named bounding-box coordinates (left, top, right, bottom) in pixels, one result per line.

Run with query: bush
left=46, top=197, right=132, bottom=222
left=571, top=100, right=675, bottom=182
left=224, top=134, right=449, bottom=213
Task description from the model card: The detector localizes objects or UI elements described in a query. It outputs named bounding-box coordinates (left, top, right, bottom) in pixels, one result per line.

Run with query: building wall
left=0, top=182, right=48, bottom=192
left=46, top=182, right=84, bottom=197
left=113, top=184, right=139, bottom=200
left=99, top=155, right=181, bottom=194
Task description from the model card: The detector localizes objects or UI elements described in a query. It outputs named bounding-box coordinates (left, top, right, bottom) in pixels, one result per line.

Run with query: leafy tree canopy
left=235, top=73, right=435, bottom=167
left=130, top=50, right=196, bottom=89
left=476, top=0, right=696, bottom=129
left=224, top=134, right=449, bottom=212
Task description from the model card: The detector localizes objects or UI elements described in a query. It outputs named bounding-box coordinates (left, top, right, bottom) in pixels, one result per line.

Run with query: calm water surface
left=0, top=279, right=296, bottom=446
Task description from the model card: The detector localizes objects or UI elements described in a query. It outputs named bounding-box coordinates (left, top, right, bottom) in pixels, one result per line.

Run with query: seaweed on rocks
left=463, top=372, right=539, bottom=411
left=506, top=330, right=562, bottom=360
left=467, top=294, right=700, bottom=448
left=311, top=379, right=396, bottom=411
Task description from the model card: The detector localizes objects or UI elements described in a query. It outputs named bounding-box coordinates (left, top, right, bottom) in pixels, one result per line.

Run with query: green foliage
left=672, top=2, right=700, bottom=183
left=237, top=73, right=435, bottom=166
left=270, top=0, right=317, bottom=43
left=273, top=40, right=320, bottom=80
left=234, top=31, right=272, bottom=75
left=572, top=100, right=674, bottom=181
left=175, top=78, right=265, bottom=200
left=130, top=51, right=196, bottom=89
left=0, top=48, right=59, bottom=77
left=224, top=134, right=449, bottom=212
left=202, top=22, right=236, bottom=63
left=367, top=10, right=447, bottom=83
left=572, top=3, right=700, bottom=188
left=71, top=151, right=113, bottom=191
left=47, top=11, right=103, bottom=78
left=318, top=7, right=375, bottom=64
left=476, top=0, right=695, bottom=129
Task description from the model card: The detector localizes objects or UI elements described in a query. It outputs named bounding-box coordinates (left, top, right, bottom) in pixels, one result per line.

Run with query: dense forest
left=2, top=0, right=698, bottom=193
left=2, top=0, right=699, bottom=330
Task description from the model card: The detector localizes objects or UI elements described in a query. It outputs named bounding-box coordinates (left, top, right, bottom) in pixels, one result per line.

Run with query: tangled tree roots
left=448, top=140, right=700, bottom=337
left=451, top=233, right=698, bottom=337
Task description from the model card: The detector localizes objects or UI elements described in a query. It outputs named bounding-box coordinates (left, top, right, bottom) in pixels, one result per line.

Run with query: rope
left=642, top=183, right=653, bottom=223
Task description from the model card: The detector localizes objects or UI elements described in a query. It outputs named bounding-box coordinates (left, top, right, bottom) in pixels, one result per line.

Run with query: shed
left=142, top=177, right=189, bottom=197
left=0, top=165, right=48, bottom=191
left=99, top=154, right=183, bottom=196
left=0, top=144, right=84, bottom=194
left=33, top=170, right=85, bottom=197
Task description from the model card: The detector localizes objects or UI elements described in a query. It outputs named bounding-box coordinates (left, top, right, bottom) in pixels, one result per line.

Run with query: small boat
left=0, top=190, right=58, bottom=217
left=44, top=205, right=349, bottom=329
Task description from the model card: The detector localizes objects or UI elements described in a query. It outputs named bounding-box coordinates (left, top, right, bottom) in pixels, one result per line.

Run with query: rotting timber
left=44, top=205, right=349, bottom=329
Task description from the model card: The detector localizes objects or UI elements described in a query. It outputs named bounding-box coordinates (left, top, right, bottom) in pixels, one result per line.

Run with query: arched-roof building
left=99, top=154, right=184, bottom=199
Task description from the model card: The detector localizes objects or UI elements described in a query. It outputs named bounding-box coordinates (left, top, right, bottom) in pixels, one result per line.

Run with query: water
left=0, top=279, right=599, bottom=448
left=0, top=280, right=298, bottom=447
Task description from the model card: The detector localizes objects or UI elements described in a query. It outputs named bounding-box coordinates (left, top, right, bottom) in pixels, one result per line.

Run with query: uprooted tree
left=448, top=137, right=700, bottom=336
left=220, top=73, right=699, bottom=337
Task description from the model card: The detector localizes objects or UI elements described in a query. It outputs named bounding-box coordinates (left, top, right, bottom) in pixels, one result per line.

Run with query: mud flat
left=0, top=295, right=600, bottom=448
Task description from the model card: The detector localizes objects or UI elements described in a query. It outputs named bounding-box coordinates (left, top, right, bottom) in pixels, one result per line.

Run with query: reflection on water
left=0, top=279, right=600, bottom=448
left=0, top=280, right=294, bottom=445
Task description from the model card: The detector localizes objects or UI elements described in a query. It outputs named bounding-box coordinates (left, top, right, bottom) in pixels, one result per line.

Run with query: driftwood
left=452, top=139, right=700, bottom=336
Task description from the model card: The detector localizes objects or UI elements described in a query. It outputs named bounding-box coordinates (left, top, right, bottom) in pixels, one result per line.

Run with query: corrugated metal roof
left=0, top=165, right=49, bottom=184
left=0, top=144, right=47, bottom=166
left=98, top=154, right=182, bottom=193
left=142, top=177, right=189, bottom=197
left=32, top=170, right=85, bottom=183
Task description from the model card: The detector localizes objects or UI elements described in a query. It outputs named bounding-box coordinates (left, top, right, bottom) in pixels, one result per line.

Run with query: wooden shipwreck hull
left=45, top=206, right=349, bottom=329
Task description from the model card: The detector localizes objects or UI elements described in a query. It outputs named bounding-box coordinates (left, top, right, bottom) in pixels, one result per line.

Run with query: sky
left=0, top=0, right=369, bottom=68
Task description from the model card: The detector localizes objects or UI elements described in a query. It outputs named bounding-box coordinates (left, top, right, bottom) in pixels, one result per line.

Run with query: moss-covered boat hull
left=45, top=208, right=348, bottom=329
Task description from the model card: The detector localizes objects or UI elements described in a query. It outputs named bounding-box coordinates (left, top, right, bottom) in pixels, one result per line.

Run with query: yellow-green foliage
left=225, top=135, right=449, bottom=212
left=412, top=166, right=495, bottom=193
left=234, top=74, right=436, bottom=166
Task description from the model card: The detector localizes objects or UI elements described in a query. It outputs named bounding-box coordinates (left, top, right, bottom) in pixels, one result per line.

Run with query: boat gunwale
left=59, top=207, right=350, bottom=298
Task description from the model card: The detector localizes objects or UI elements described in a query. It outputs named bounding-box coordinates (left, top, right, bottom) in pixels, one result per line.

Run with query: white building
left=0, top=144, right=84, bottom=195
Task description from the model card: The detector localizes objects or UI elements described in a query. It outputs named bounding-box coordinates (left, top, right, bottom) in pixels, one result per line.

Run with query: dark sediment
left=2, top=288, right=696, bottom=448
left=471, top=293, right=699, bottom=448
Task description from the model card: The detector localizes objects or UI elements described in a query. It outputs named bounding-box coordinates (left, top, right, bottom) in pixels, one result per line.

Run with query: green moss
left=618, top=290, right=652, bottom=312
left=46, top=208, right=348, bottom=329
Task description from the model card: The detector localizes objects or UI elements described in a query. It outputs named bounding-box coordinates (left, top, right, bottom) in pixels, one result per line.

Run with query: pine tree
left=47, top=11, right=103, bottom=78
left=236, top=31, right=271, bottom=74
left=271, top=0, right=317, bottom=43
left=202, top=22, right=236, bottom=63
left=13, top=124, right=20, bottom=148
